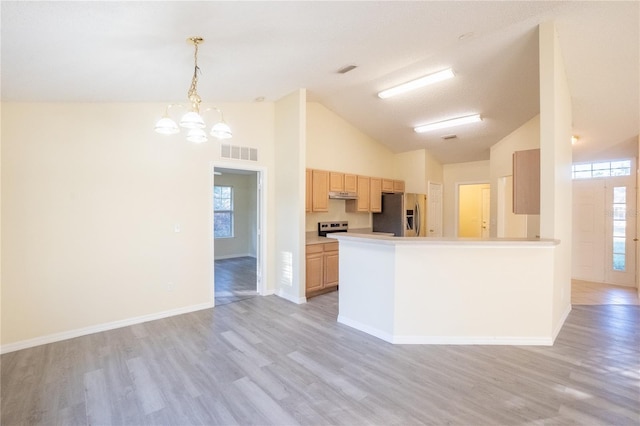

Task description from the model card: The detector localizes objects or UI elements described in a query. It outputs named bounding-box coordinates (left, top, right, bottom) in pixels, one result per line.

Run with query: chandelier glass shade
left=155, top=37, right=232, bottom=143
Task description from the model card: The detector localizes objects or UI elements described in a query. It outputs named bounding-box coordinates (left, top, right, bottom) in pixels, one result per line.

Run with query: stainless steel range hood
left=328, top=191, right=358, bottom=200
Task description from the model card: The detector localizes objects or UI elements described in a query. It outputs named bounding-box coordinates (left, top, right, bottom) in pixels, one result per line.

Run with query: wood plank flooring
left=214, top=257, right=257, bottom=306
left=572, top=279, right=639, bottom=305
left=2, top=291, right=639, bottom=425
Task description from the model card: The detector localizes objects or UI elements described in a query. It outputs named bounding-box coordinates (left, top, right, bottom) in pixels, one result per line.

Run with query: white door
left=572, top=176, right=636, bottom=286
left=481, top=187, right=490, bottom=239
left=572, top=179, right=606, bottom=282
left=427, top=181, right=443, bottom=237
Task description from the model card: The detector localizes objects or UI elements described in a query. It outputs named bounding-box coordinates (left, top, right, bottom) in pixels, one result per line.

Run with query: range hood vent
left=328, top=191, right=358, bottom=200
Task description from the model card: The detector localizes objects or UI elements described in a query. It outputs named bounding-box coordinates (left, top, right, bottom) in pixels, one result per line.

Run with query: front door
left=572, top=175, right=636, bottom=286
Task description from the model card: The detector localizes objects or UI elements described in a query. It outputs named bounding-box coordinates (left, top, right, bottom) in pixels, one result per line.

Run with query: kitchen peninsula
left=327, top=233, right=566, bottom=346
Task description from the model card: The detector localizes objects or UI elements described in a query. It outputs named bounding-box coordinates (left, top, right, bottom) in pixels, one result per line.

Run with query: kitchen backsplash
left=305, top=199, right=371, bottom=232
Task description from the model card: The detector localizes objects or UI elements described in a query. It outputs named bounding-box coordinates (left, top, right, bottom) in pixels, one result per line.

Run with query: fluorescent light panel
left=378, top=68, right=454, bottom=99
left=414, top=114, right=482, bottom=133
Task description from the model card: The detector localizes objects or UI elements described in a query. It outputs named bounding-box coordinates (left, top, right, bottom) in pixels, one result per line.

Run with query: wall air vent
left=220, top=144, right=258, bottom=162
left=442, top=134, right=458, bottom=140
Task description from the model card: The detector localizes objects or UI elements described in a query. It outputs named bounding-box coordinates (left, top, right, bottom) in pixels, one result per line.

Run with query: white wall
left=386, top=148, right=444, bottom=196
left=442, top=160, right=490, bottom=237
left=274, top=90, right=307, bottom=304
left=539, top=22, right=573, bottom=334
left=1, top=101, right=277, bottom=349
left=395, top=150, right=427, bottom=194
left=213, top=172, right=257, bottom=259
left=306, top=102, right=396, bottom=177
left=425, top=149, right=444, bottom=188
left=489, top=115, right=541, bottom=238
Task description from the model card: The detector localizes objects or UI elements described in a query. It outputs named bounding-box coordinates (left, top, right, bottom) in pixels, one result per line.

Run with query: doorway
left=213, top=166, right=265, bottom=305
left=457, top=183, right=491, bottom=238
left=427, top=181, right=443, bottom=237
left=572, top=175, right=636, bottom=287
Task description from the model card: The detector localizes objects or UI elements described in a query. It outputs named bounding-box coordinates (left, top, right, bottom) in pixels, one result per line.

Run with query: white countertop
left=305, top=228, right=394, bottom=245
left=327, top=232, right=559, bottom=247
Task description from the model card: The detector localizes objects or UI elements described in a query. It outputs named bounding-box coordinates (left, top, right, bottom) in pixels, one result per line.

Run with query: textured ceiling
left=1, top=1, right=638, bottom=164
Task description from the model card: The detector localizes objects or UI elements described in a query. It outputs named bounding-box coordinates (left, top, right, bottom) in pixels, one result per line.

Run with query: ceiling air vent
left=221, top=144, right=258, bottom=162
left=337, top=64, right=357, bottom=74
left=442, top=134, right=458, bottom=140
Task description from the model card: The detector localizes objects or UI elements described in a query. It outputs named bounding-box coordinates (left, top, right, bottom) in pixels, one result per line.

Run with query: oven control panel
left=318, top=221, right=348, bottom=236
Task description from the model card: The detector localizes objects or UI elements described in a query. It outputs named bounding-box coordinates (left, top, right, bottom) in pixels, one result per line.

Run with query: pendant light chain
left=187, top=39, right=202, bottom=112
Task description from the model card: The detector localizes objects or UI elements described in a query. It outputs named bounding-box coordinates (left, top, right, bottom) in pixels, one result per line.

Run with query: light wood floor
left=572, top=279, right=639, bottom=305
left=2, top=288, right=639, bottom=425
left=214, top=256, right=257, bottom=306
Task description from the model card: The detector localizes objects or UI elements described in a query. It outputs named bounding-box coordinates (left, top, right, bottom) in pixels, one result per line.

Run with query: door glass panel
left=612, top=186, right=626, bottom=271
left=613, top=187, right=626, bottom=203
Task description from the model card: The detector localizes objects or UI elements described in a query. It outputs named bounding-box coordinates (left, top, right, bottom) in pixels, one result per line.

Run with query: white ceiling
left=1, top=1, right=638, bottom=164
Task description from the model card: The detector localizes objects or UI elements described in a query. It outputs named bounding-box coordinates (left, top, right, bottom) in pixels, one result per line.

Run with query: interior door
left=427, top=181, right=443, bottom=237
left=481, top=187, right=490, bottom=239
left=458, top=183, right=490, bottom=238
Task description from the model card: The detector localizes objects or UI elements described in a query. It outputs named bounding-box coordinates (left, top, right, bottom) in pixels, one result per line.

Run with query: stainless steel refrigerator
left=372, top=193, right=427, bottom=237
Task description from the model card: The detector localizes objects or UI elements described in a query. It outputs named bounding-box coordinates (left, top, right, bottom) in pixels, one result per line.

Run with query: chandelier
left=154, top=37, right=232, bottom=143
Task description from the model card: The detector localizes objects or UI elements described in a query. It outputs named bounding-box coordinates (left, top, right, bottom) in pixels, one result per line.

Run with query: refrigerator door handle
left=415, top=202, right=420, bottom=236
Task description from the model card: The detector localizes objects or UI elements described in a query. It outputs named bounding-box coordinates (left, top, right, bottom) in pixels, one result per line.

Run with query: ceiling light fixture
left=414, top=114, right=482, bottom=133
left=378, top=68, right=455, bottom=99
left=154, top=37, right=232, bottom=143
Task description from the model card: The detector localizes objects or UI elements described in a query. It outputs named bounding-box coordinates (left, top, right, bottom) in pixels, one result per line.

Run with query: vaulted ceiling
left=1, top=1, right=638, bottom=164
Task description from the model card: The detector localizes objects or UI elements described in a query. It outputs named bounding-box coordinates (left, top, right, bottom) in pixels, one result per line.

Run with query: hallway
left=214, top=257, right=257, bottom=306
left=572, top=280, right=639, bottom=305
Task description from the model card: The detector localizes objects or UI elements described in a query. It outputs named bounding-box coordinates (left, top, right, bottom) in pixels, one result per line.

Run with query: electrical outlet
left=174, top=224, right=181, bottom=233
left=167, top=282, right=175, bottom=292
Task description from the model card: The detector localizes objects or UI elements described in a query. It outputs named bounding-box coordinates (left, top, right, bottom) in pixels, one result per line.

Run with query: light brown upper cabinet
left=513, top=148, right=540, bottom=214
left=382, top=179, right=394, bottom=193
left=311, top=169, right=329, bottom=212
left=346, top=175, right=370, bottom=212
left=329, top=172, right=344, bottom=192
left=383, top=178, right=405, bottom=193
left=369, top=177, right=382, bottom=212
left=344, top=174, right=357, bottom=193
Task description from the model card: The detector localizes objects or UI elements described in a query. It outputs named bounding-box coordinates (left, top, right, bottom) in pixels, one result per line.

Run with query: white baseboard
left=0, top=302, right=214, bottom=355
left=261, top=288, right=276, bottom=296
left=337, top=315, right=395, bottom=343
left=214, top=254, right=256, bottom=260
left=277, top=289, right=306, bottom=304
left=391, top=335, right=553, bottom=346
left=552, top=303, right=572, bottom=343
left=338, top=315, right=554, bottom=346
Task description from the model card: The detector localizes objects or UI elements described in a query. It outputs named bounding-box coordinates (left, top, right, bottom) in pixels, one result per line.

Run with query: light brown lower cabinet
left=306, top=242, right=339, bottom=297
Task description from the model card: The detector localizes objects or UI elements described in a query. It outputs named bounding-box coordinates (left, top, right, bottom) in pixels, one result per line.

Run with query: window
left=612, top=186, right=626, bottom=271
left=214, top=185, right=233, bottom=238
left=572, top=160, right=631, bottom=179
